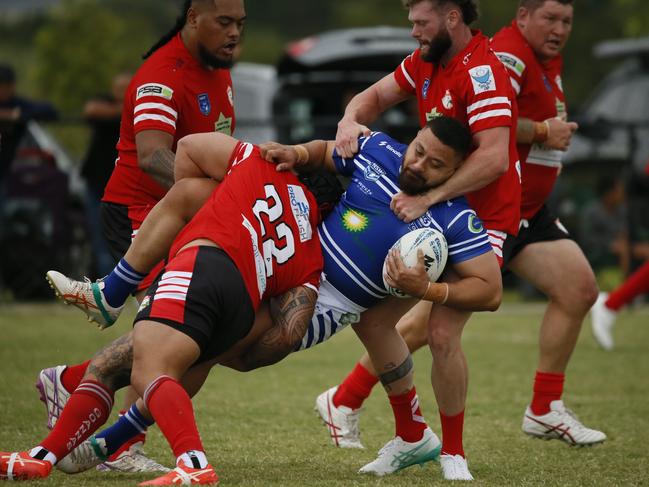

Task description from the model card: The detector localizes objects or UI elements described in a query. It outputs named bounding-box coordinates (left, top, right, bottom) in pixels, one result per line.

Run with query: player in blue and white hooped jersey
left=289, top=129, right=493, bottom=351
left=261, top=116, right=502, bottom=473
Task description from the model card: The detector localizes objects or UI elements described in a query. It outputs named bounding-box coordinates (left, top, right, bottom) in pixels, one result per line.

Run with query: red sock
left=530, top=371, right=564, bottom=415
left=439, top=410, right=465, bottom=457
left=60, top=360, right=91, bottom=392
left=107, top=410, right=147, bottom=461
left=144, top=376, right=203, bottom=458
left=332, top=362, right=379, bottom=410
left=388, top=387, right=427, bottom=443
left=606, top=262, right=649, bottom=311
left=40, top=380, right=114, bottom=459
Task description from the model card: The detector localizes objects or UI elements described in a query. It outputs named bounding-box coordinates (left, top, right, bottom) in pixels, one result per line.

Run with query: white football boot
left=35, top=365, right=71, bottom=429
left=56, top=436, right=108, bottom=474
left=440, top=454, right=474, bottom=481
left=591, top=292, right=616, bottom=351
left=96, top=442, right=170, bottom=473
left=46, top=270, right=124, bottom=329
left=358, top=427, right=441, bottom=476
left=522, top=400, right=607, bottom=446
left=315, top=386, right=364, bottom=449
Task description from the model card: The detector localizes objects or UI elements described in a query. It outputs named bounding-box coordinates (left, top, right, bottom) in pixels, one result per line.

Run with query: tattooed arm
left=238, top=285, right=318, bottom=370
left=135, top=129, right=175, bottom=189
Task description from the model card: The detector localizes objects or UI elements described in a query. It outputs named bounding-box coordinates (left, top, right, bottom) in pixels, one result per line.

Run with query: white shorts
left=296, top=279, right=366, bottom=351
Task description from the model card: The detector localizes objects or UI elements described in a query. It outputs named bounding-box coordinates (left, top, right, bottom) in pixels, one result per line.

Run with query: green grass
left=0, top=301, right=648, bottom=486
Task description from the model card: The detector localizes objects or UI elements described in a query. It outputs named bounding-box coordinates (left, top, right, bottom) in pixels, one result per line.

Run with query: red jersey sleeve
left=131, top=67, right=182, bottom=137
left=461, top=57, right=514, bottom=135
left=491, top=35, right=530, bottom=97
left=393, top=50, right=420, bottom=95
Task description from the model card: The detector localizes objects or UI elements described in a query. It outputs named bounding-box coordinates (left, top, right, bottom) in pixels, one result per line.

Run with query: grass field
left=0, top=301, right=648, bottom=486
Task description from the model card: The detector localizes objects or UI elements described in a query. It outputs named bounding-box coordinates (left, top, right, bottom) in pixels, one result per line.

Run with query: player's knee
left=551, top=267, right=598, bottom=311
left=427, top=325, right=459, bottom=357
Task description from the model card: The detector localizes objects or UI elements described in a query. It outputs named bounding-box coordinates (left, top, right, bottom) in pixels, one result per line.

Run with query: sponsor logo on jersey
left=555, top=75, right=563, bottom=92
left=197, top=93, right=211, bottom=115
left=468, top=213, right=484, bottom=234
left=342, top=209, right=369, bottom=233
left=356, top=181, right=373, bottom=195
left=555, top=99, right=567, bottom=118
left=426, top=107, right=442, bottom=121
left=442, top=89, right=453, bottom=109
left=377, top=141, right=403, bottom=158
left=363, top=161, right=386, bottom=182
left=287, top=184, right=313, bottom=242
left=215, top=112, right=233, bottom=134
left=469, top=65, right=496, bottom=94
left=417, top=211, right=433, bottom=228
left=495, top=52, right=526, bottom=77
left=136, top=83, right=174, bottom=100
left=422, top=78, right=431, bottom=100
left=227, top=85, right=234, bottom=106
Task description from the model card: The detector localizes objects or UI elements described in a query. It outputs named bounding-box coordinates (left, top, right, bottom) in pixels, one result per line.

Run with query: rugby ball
left=382, top=228, right=448, bottom=298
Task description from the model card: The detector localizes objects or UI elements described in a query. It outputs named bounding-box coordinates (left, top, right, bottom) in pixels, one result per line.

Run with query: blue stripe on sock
left=95, top=405, right=152, bottom=456
left=103, top=258, right=146, bottom=307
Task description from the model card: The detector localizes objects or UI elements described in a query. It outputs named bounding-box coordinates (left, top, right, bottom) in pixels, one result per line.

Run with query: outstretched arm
left=238, top=285, right=318, bottom=370
left=260, top=140, right=337, bottom=173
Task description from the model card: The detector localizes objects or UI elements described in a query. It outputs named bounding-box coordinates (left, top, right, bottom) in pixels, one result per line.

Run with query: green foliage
left=0, top=302, right=648, bottom=485
left=4, top=0, right=649, bottom=113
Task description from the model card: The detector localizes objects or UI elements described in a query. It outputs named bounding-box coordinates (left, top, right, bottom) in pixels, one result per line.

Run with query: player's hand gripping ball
left=382, top=228, right=448, bottom=298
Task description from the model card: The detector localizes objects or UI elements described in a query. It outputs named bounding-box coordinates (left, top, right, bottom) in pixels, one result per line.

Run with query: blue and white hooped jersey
left=320, top=131, right=492, bottom=309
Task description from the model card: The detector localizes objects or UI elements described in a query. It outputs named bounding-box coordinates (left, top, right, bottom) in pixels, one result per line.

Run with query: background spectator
left=80, top=72, right=132, bottom=277
left=0, top=63, right=58, bottom=189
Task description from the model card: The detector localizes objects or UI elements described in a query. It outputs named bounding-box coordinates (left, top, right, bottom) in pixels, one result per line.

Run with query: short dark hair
left=402, top=0, right=479, bottom=25
left=519, top=0, right=573, bottom=11
left=0, top=63, right=16, bottom=84
left=423, top=116, right=472, bottom=160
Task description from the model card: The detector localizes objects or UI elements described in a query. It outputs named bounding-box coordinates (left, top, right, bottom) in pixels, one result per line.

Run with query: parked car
left=273, top=26, right=419, bottom=144
left=231, top=62, right=278, bottom=144
left=0, top=121, right=89, bottom=299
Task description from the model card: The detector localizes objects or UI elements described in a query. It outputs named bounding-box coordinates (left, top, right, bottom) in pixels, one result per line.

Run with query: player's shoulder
left=439, top=197, right=484, bottom=234
left=358, top=132, right=406, bottom=165
left=491, top=26, right=532, bottom=74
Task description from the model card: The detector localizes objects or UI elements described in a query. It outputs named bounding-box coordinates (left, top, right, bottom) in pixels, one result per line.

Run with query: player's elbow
left=483, top=280, right=503, bottom=311
left=491, top=153, right=509, bottom=177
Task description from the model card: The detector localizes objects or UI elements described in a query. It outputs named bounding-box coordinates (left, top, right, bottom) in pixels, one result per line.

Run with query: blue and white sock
left=95, top=404, right=153, bottom=456
left=102, top=258, right=147, bottom=307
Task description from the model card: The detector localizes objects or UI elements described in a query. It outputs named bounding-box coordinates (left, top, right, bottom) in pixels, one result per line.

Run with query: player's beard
left=398, top=167, right=428, bottom=196
left=198, top=44, right=235, bottom=69
left=421, top=27, right=452, bottom=64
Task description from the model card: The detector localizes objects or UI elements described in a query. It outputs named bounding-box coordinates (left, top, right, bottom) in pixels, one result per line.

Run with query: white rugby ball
left=382, top=228, right=448, bottom=298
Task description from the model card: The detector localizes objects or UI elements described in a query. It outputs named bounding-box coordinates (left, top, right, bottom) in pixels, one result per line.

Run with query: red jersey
left=103, top=33, right=236, bottom=207
left=492, top=21, right=566, bottom=219
left=393, top=32, right=521, bottom=236
left=170, top=142, right=323, bottom=309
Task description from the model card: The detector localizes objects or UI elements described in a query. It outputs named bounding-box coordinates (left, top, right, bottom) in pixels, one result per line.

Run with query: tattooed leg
left=85, top=332, right=135, bottom=392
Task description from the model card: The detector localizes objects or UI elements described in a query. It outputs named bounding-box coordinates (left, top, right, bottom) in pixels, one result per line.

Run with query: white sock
left=28, top=447, right=57, bottom=465
left=177, top=450, right=208, bottom=469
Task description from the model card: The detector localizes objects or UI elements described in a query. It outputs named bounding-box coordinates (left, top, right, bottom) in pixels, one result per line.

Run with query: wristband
left=422, top=282, right=449, bottom=304
left=293, top=144, right=309, bottom=164
left=533, top=120, right=550, bottom=143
